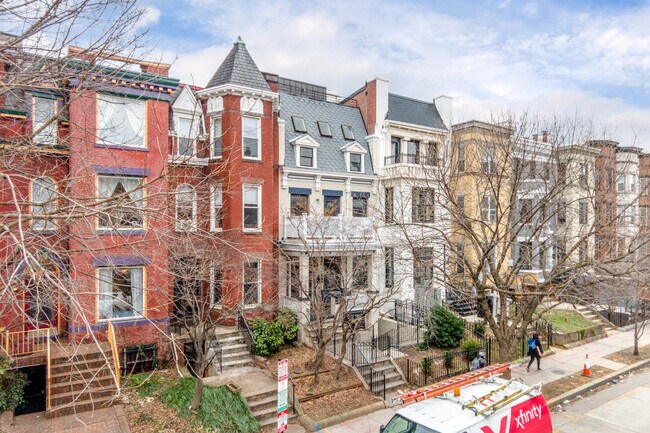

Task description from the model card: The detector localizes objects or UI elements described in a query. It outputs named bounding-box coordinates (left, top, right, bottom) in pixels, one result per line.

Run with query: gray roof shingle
left=280, top=93, right=372, bottom=174
left=387, top=93, right=447, bottom=130
left=205, top=37, right=271, bottom=91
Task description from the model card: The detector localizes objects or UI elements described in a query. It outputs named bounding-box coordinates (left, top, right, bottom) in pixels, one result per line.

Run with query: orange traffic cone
left=582, top=353, right=591, bottom=377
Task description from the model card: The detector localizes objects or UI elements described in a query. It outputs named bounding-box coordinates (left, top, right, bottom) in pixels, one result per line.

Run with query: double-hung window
left=32, top=96, right=57, bottom=145
left=290, top=193, right=309, bottom=216
left=243, top=184, right=261, bottom=230
left=176, top=184, right=196, bottom=231
left=31, top=177, right=57, bottom=231
left=412, top=188, right=435, bottom=223
left=175, top=117, right=196, bottom=157
left=98, top=175, right=144, bottom=229
left=242, top=116, right=261, bottom=159
left=97, top=94, right=145, bottom=148
left=323, top=192, right=341, bottom=216
left=349, top=153, right=362, bottom=172
left=413, top=248, right=434, bottom=287
left=287, top=257, right=301, bottom=298
left=617, top=175, right=625, bottom=192
left=211, top=117, right=222, bottom=158
left=352, top=193, right=369, bottom=217
left=210, top=184, right=223, bottom=231
left=352, top=256, right=370, bottom=289
left=579, top=201, right=588, bottom=225
left=299, top=146, right=315, bottom=168
left=385, top=187, right=394, bottom=223
left=384, top=248, right=394, bottom=289
left=243, top=260, right=261, bottom=305
left=98, top=267, right=144, bottom=320
left=481, top=195, right=497, bottom=223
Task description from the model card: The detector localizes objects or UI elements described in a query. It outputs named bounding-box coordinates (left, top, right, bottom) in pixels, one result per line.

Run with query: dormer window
left=341, top=125, right=355, bottom=141
left=350, top=153, right=362, bottom=172
left=300, top=147, right=314, bottom=168
left=175, top=116, right=198, bottom=157
left=292, top=116, right=307, bottom=133
left=291, top=134, right=320, bottom=169
left=318, top=121, right=332, bottom=137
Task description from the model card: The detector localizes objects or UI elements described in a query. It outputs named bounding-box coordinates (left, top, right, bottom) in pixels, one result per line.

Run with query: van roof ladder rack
left=393, top=363, right=511, bottom=405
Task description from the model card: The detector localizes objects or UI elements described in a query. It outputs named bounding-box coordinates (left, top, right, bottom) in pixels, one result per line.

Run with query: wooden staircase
left=46, top=341, right=120, bottom=418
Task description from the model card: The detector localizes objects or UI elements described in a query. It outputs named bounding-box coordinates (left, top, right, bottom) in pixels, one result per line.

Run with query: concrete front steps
left=246, top=387, right=295, bottom=428
left=47, top=341, right=120, bottom=418
left=575, top=305, right=617, bottom=335
left=359, top=357, right=407, bottom=398
left=212, top=326, right=252, bottom=373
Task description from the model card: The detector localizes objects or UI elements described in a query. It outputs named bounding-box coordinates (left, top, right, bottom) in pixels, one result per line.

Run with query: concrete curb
left=297, top=400, right=387, bottom=432
left=546, top=358, right=650, bottom=408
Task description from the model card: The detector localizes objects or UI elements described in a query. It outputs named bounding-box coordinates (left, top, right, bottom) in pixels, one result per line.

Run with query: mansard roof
left=205, top=37, right=271, bottom=92
left=280, top=93, right=372, bottom=174
left=387, top=93, right=447, bottom=131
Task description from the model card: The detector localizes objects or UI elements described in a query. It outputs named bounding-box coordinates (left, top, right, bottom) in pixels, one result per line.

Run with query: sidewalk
left=324, top=328, right=649, bottom=433
left=511, top=328, right=649, bottom=388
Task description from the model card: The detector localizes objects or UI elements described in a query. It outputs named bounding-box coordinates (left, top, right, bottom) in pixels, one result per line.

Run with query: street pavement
left=323, top=328, right=649, bottom=432
left=511, top=327, right=649, bottom=389
left=551, top=367, right=650, bottom=433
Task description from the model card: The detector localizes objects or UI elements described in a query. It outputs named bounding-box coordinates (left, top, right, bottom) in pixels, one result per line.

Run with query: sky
left=140, top=0, right=649, bottom=147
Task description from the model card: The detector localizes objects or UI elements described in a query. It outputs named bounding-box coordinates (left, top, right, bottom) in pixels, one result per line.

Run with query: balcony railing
left=384, top=154, right=440, bottom=167
left=283, top=215, right=374, bottom=241
left=1, top=328, right=51, bottom=357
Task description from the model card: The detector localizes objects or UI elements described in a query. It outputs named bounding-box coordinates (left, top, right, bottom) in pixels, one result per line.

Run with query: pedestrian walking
left=527, top=332, right=543, bottom=372
left=470, top=350, right=487, bottom=371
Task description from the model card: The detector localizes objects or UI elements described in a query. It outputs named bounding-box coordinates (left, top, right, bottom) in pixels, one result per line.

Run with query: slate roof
left=387, top=93, right=447, bottom=130
left=206, top=37, right=271, bottom=91
left=280, top=93, right=372, bottom=174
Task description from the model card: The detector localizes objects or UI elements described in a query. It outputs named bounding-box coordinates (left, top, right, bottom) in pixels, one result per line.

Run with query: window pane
left=31, top=177, right=57, bottom=230
left=350, top=153, right=362, bottom=172
left=317, top=121, right=331, bottom=137
left=98, top=175, right=144, bottom=229
left=97, top=94, right=145, bottom=147
left=244, top=186, right=259, bottom=205
left=292, top=116, right=307, bottom=133
left=243, top=185, right=260, bottom=229
left=212, top=118, right=222, bottom=157
left=291, top=194, right=309, bottom=216
left=353, top=196, right=368, bottom=217
left=324, top=196, right=340, bottom=216
left=243, top=117, right=260, bottom=158
left=98, top=267, right=143, bottom=319
left=212, top=184, right=223, bottom=230
left=300, top=147, right=314, bottom=167
left=341, top=125, right=355, bottom=140
left=177, top=117, right=193, bottom=156
left=176, top=184, right=195, bottom=230
left=211, top=267, right=222, bottom=305
left=33, top=97, right=57, bottom=145
left=243, top=262, right=260, bottom=305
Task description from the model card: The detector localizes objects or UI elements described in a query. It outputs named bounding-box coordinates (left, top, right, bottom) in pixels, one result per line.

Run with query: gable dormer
left=290, top=134, right=320, bottom=169
left=170, top=85, right=204, bottom=157
left=341, top=141, right=368, bottom=173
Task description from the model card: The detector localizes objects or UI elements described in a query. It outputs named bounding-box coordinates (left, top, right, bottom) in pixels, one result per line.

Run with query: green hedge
left=426, top=306, right=466, bottom=348
left=0, top=357, right=28, bottom=412
left=250, top=309, right=300, bottom=357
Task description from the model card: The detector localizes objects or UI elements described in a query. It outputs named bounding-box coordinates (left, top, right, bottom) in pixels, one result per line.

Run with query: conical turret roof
left=205, top=37, right=271, bottom=91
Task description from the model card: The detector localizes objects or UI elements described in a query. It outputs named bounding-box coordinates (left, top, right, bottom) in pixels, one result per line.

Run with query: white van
left=381, top=375, right=552, bottom=433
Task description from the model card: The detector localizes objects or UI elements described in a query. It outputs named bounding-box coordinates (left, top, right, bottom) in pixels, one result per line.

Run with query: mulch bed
left=604, top=345, right=650, bottom=365
left=260, top=344, right=379, bottom=420
left=541, top=365, right=614, bottom=401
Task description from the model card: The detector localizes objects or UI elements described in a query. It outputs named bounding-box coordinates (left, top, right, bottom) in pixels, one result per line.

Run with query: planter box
left=552, top=324, right=605, bottom=347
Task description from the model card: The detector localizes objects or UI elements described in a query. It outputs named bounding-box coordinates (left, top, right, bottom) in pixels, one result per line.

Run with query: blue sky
left=139, top=0, right=650, bottom=146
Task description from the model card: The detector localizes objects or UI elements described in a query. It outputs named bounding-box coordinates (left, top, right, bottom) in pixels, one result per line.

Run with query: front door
left=24, top=284, right=58, bottom=331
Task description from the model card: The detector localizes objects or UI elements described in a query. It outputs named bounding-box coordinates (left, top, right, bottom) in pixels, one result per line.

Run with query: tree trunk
left=633, top=318, right=639, bottom=356
left=312, top=343, right=326, bottom=385
left=191, top=376, right=204, bottom=411
left=333, top=339, right=347, bottom=380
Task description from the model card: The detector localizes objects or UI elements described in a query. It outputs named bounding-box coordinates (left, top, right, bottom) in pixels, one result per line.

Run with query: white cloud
left=158, top=0, right=650, bottom=149
left=135, top=6, right=161, bottom=29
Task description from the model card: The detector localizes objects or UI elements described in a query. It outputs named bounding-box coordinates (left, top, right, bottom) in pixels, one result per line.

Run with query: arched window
left=31, top=177, right=57, bottom=230
left=176, top=184, right=196, bottom=231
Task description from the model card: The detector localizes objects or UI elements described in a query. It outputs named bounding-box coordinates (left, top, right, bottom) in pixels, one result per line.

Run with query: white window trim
left=173, top=113, right=199, bottom=157
left=32, top=96, right=58, bottom=145
left=175, top=184, right=197, bottom=232
left=210, top=116, right=222, bottom=159
left=296, top=145, right=318, bottom=169
left=30, top=176, right=57, bottom=231
left=210, top=183, right=223, bottom=232
left=242, top=115, right=261, bottom=161
left=97, top=266, right=145, bottom=322
left=242, top=260, right=262, bottom=307
left=242, top=184, right=262, bottom=232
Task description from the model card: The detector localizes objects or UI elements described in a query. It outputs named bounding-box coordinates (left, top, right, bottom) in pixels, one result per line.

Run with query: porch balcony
left=0, top=327, right=56, bottom=359
left=281, top=215, right=375, bottom=246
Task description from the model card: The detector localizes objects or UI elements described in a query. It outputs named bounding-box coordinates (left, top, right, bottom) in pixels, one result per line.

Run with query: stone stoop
left=46, top=341, right=120, bottom=418
left=360, top=357, right=407, bottom=397
left=211, top=326, right=253, bottom=373
left=575, top=305, right=616, bottom=334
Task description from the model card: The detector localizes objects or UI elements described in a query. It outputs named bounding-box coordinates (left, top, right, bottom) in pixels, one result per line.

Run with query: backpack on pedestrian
left=528, top=337, right=537, bottom=352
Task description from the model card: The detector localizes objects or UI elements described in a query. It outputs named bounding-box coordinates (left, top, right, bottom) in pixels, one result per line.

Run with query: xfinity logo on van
left=514, top=404, right=543, bottom=429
